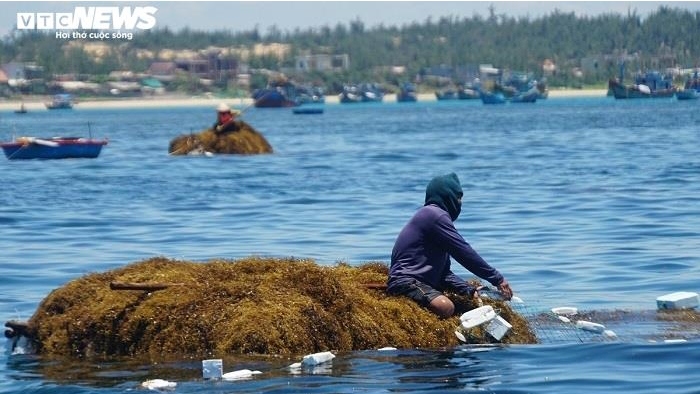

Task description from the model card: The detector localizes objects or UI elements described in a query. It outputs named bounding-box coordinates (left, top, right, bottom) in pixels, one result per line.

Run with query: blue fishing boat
left=608, top=63, right=676, bottom=99
left=292, top=107, right=324, bottom=115
left=608, top=77, right=676, bottom=99
left=339, top=83, right=384, bottom=103
left=252, top=79, right=301, bottom=108
left=1, top=136, right=108, bottom=160
left=676, top=71, right=700, bottom=100
left=296, top=86, right=325, bottom=104
left=510, top=88, right=539, bottom=103
left=435, top=89, right=458, bottom=100
left=396, top=83, right=417, bottom=102
left=676, top=89, right=699, bottom=100
left=479, top=90, right=506, bottom=104
left=495, top=73, right=548, bottom=100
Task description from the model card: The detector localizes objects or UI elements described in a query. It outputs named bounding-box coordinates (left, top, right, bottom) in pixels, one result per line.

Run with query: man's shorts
left=388, top=279, right=443, bottom=307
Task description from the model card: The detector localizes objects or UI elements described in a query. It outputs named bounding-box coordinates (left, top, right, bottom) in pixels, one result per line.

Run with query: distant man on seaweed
left=212, top=103, right=241, bottom=134
left=387, top=172, right=514, bottom=319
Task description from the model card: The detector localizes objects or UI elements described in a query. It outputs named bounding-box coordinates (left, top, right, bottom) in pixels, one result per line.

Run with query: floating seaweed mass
left=14, top=257, right=536, bottom=360
left=169, top=121, right=273, bottom=155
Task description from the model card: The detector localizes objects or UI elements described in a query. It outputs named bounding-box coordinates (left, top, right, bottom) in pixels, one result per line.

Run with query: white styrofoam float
left=301, top=351, right=336, bottom=366
left=460, top=305, right=497, bottom=329
left=575, top=320, right=606, bottom=333
left=142, top=379, right=177, bottom=390
left=458, top=305, right=512, bottom=341
left=556, top=315, right=571, bottom=323
left=222, top=369, right=262, bottom=381
left=656, top=292, right=699, bottom=310
left=485, top=315, right=512, bottom=340
left=551, top=306, right=578, bottom=316
left=455, top=330, right=467, bottom=342
left=202, top=358, right=223, bottom=379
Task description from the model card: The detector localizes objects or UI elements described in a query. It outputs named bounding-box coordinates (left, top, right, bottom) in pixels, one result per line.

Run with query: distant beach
left=0, top=89, right=608, bottom=112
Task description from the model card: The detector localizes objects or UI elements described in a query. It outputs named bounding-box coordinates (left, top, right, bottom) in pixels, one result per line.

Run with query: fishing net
left=498, top=296, right=700, bottom=344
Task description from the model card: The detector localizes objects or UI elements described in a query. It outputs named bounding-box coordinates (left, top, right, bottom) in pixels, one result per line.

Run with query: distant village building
left=2, top=62, right=43, bottom=81
left=295, top=54, right=349, bottom=72
left=81, top=42, right=111, bottom=60
left=390, top=66, right=406, bottom=75
left=1, top=62, right=43, bottom=92
left=252, top=43, right=290, bottom=59
left=108, top=71, right=136, bottom=81
left=147, top=62, right=178, bottom=82
left=0, top=68, right=8, bottom=96
left=542, top=59, right=556, bottom=76
left=423, top=64, right=452, bottom=84
left=135, top=49, right=156, bottom=60
left=174, top=59, right=210, bottom=77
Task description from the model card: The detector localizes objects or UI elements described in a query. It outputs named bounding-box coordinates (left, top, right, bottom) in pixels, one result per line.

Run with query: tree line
left=2, top=5, right=700, bottom=91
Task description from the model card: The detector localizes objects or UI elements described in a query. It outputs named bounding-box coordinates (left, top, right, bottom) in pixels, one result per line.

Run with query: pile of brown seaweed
left=168, top=120, right=272, bottom=155
left=8, top=257, right=536, bottom=360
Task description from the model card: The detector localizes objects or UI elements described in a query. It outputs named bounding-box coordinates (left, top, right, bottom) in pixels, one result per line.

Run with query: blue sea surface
left=1, top=97, right=700, bottom=393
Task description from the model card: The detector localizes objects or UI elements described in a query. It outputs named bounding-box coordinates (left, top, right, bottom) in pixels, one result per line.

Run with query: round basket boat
left=168, top=120, right=272, bottom=155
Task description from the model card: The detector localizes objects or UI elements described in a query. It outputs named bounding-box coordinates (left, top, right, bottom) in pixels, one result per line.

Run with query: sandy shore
left=0, top=89, right=608, bottom=112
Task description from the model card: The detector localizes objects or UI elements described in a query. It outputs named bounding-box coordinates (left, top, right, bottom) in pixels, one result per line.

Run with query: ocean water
left=1, top=96, right=700, bottom=393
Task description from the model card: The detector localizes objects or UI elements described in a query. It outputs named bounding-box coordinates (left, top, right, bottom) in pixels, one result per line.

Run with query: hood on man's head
left=425, top=172, right=463, bottom=221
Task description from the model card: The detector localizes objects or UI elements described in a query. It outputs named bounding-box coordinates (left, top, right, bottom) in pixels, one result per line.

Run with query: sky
left=2, top=1, right=700, bottom=37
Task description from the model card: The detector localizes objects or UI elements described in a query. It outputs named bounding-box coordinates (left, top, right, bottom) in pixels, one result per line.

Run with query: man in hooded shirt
left=387, top=173, right=513, bottom=318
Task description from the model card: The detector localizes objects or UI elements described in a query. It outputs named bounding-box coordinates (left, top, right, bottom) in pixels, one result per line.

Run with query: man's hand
left=497, top=279, right=513, bottom=301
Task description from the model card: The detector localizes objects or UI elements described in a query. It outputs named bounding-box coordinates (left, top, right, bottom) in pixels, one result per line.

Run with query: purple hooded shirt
left=387, top=173, right=504, bottom=295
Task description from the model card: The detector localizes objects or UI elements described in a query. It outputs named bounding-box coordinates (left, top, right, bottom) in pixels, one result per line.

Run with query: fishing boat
left=1, top=136, right=108, bottom=160
left=339, top=83, right=384, bottom=103
left=252, top=79, right=301, bottom=108
left=494, top=72, right=548, bottom=100
left=435, top=89, right=458, bottom=100
left=292, top=107, right=324, bottom=115
left=479, top=90, right=506, bottom=104
left=608, top=67, right=677, bottom=99
left=676, top=89, right=699, bottom=100
left=457, top=87, right=480, bottom=100
left=510, top=88, right=539, bottom=103
left=608, top=78, right=677, bottom=99
left=396, top=82, right=418, bottom=102
left=45, top=94, right=74, bottom=109
left=676, top=71, right=700, bottom=100
left=296, top=86, right=325, bottom=104
left=435, top=86, right=479, bottom=100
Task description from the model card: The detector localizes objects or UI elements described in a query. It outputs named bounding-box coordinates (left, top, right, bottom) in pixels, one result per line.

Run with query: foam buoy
left=202, top=359, right=223, bottom=379
left=222, top=369, right=262, bottom=381
left=575, top=320, right=606, bottom=333
left=460, top=305, right=497, bottom=329
left=656, top=292, right=699, bottom=310
left=551, top=307, right=578, bottom=315
left=301, top=351, right=336, bottom=366
left=485, top=315, right=512, bottom=340
left=142, top=379, right=177, bottom=390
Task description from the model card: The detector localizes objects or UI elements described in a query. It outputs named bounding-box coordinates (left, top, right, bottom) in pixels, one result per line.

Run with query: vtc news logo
left=17, top=6, right=158, bottom=30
